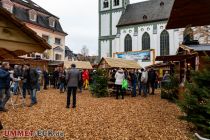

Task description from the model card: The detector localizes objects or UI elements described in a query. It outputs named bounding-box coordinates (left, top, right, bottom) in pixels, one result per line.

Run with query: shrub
left=161, top=76, right=179, bottom=102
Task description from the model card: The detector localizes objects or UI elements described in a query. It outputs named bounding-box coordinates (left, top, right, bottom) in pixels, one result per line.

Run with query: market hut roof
left=166, top=0, right=210, bottom=29
left=64, top=61, right=93, bottom=69
left=98, top=57, right=141, bottom=69
left=0, top=7, right=51, bottom=59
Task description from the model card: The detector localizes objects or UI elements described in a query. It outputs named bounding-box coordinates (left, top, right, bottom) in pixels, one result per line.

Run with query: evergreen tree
left=178, top=57, right=210, bottom=138
left=90, top=69, right=109, bottom=98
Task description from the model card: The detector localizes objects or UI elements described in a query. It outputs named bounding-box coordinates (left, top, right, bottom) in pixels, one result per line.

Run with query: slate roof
left=0, top=0, right=67, bottom=34
left=117, top=0, right=174, bottom=27
left=11, top=0, right=57, bottom=18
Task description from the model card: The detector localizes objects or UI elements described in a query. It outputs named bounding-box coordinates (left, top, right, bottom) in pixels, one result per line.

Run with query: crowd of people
left=111, top=68, right=162, bottom=99
left=0, top=62, right=92, bottom=112
left=0, top=61, right=171, bottom=112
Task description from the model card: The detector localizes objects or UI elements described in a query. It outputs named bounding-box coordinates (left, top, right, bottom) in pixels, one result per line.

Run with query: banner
left=116, top=51, right=151, bottom=62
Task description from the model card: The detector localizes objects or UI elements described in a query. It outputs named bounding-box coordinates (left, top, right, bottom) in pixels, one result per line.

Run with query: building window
left=103, top=0, right=109, bottom=8
left=124, top=34, right=132, bottom=52
left=142, top=32, right=150, bottom=50
left=55, top=54, right=62, bottom=60
left=55, top=38, right=61, bottom=45
left=42, top=35, right=49, bottom=43
left=2, top=0, right=14, bottom=13
left=114, top=0, right=119, bottom=6
left=160, top=30, right=170, bottom=56
left=29, top=10, right=37, bottom=22
left=49, top=17, right=55, bottom=27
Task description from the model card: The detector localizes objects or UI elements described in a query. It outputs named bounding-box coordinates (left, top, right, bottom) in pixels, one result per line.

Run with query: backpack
left=122, top=79, right=128, bottom=90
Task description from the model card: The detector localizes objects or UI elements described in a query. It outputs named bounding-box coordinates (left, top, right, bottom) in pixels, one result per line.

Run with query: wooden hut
left=64, top=61, right=93, bottom=69
left=98, top=57, right=141, bottom=69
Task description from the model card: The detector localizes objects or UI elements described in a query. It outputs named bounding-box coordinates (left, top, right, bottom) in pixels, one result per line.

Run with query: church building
left=99, top=0, right=181, bottom=68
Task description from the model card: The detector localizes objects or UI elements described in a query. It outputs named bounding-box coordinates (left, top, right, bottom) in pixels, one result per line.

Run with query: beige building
left=0, top=0, right=67, bottom=61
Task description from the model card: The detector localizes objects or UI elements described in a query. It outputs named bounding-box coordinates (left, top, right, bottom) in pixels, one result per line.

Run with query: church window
left=142, top=32, right=150, bottom=50
left=103, top=0, right=109, bottom=8
left=124, top=34, right=132, bottom=52
left=160, top=30, right=169, bottom=56
left=114, top=0, right=120, bottom=6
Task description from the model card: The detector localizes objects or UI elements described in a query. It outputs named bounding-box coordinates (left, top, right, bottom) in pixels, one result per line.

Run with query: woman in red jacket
left=82, top=70, right=89, bottom=90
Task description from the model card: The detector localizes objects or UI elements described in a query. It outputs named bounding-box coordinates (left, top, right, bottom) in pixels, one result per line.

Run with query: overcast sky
left=32, top=0, right=145, bottom=56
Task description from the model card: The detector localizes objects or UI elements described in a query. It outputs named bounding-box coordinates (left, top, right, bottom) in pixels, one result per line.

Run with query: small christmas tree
left=178, top=57, right=210, bottom=138
left=90, top=69, right=109, bottom=98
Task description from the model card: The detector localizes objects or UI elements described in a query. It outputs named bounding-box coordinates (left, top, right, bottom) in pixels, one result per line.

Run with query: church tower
left=99, top=0, right=129, bottom=58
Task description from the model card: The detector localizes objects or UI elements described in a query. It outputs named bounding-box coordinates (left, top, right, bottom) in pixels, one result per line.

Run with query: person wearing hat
left=66, top=64, right=81, bottom=108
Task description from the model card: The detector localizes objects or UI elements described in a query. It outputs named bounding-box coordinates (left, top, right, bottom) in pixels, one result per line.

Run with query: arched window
left=103, top=0, right=109, bottom=8
left=160, top=30, right=169, bottom=56
left=142, top=32, right=150, bottom=50
left=124, top=34, right=132, bottom=52
left=114, top=0, right=120, bottom=6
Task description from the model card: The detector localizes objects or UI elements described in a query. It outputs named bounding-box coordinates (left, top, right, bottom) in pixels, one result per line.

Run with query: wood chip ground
left=0, top=89, right=191, bottom=140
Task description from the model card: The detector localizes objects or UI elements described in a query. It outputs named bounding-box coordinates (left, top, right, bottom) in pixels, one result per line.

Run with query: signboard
left=116, top=51, right=151, bottom=62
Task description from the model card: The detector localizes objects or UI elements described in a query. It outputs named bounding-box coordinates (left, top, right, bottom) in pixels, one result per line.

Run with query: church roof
left=117, top=0, right=174, bottom=27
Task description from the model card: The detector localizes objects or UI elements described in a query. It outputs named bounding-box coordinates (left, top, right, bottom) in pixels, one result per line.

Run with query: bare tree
left=81, top=46, right=89, bottom=60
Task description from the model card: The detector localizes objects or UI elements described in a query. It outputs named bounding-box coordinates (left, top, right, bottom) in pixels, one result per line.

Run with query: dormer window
left=49, top=17, right=55, bottom=28
left=2, top=0, right=13, bottom=13
left=143, top=15, right=147, bottom=21
left=103, top=0, right=109, bottom=8
left=114, top=0, right=119, bottom=6
left=29, top=9, right=37, bottom=22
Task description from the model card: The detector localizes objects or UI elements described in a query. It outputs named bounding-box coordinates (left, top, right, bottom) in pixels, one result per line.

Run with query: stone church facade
left=99, top=0, right=182, bottom=67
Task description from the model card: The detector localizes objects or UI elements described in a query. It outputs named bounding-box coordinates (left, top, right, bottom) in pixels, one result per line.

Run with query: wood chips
left=0, top=89, right=191, bottom=140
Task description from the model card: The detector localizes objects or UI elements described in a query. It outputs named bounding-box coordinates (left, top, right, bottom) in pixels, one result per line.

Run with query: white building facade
left=99, top=0, right=130, bottom=58
left=99, top=0, right=182, bottom=68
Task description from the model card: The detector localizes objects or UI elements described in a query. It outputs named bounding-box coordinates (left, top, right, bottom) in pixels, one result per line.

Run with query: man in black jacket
left=24, top=64, right=39, bottom=107
left=149, top=68, right=157, bottom=95
left=0, top=62, right=11, bottom=112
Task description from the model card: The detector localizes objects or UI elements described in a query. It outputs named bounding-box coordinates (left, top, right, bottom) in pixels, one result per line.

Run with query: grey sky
left=32, top=0, right=145, bottom=56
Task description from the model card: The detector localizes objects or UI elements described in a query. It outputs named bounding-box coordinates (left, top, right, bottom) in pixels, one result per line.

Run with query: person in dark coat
left=130, top=69, right=138, bottom=97
left=0, top=62, right=11, bottom=112
left=53, top=67, right=59, bottom=89
left=66, top=64, right=81, bottom=108
left=149, top=68, right=157, bottom=95
left=24, top=64, right=39, bottom=107
left=138, top=69, right=143, bottom=95
left=22, top=67, right=29, bottom=98
left=78, top=70, right=83, bottom=93
left=0, top=120, right=3, bottom=130
left=59, top=68, right=66, bottom=93
left=43, top=68, right=49, bottom=90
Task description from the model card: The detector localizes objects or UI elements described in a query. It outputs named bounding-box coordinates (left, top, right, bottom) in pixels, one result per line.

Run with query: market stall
left=98, top=57, right=141, bottom=96
left=98, top=57, right=141, bottom=69
left=64, top=61, right=93, bottom=69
